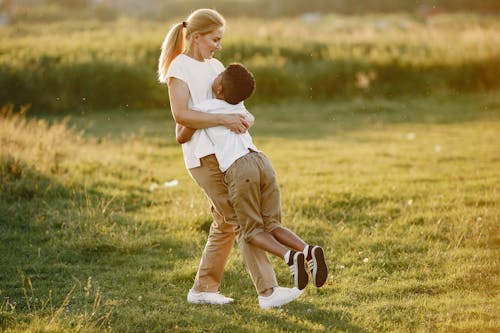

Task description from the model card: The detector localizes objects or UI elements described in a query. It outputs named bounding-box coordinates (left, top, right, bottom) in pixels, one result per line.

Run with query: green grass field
left=1, top=92, right=499, bottom=332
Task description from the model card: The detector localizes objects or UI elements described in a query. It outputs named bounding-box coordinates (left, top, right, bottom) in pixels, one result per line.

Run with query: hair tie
left=182, top=21, right=187, bottom=28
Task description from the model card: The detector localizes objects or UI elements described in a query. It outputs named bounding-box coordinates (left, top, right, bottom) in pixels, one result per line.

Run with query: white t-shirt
left=193, top=99, right=259, bottom=172
left=166, top=54, right=225, bottom=169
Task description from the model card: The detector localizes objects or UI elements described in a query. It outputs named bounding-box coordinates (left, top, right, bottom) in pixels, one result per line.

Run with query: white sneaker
left=258, top=287, right=304, bottom=309
left=187, top=289, right=234, bottom=305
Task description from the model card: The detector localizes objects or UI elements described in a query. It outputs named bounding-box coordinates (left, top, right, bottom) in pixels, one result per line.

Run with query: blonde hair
left=158, top=8, right=226, bottom=84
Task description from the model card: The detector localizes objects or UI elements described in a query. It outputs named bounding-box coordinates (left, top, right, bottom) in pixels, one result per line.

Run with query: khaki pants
left=224, top=152, right=281, bottom=242
left=188, top=154, right=278, bottom=295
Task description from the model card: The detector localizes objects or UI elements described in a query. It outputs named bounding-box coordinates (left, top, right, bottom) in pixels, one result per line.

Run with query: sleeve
left=244, top=110, right=255, bottom=123
left=166, top=57, right=188, bottom=84
left=211, top=58, right=225, bottom=74
left=191, top=104, right=202, bottom=112
left=191, top=100, right=210, bottom=112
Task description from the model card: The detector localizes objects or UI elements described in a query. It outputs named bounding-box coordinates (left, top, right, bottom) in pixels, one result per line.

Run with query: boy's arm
left=176, top=123, right=196, bottom=144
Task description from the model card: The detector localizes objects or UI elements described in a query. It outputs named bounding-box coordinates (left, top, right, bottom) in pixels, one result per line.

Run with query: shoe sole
left=188, top=299, right=233, bottom=305
left=294, top=252, right=308, bottom=290
left=311, top=246, right=328, bottom=288
left=187, top=293, right=233, bottom=305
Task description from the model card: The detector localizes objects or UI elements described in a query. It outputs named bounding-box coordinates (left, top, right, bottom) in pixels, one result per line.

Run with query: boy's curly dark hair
left=221, top=63, right=255, bottom=105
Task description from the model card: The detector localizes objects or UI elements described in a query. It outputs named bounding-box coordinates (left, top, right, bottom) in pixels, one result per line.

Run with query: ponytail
left=158, top=22, right=184, bottom=83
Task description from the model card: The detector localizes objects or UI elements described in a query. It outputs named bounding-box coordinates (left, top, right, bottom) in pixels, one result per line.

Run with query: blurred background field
left=0, top=0, right=499, bottom=111
left=1, top=1, right=499, bottom=332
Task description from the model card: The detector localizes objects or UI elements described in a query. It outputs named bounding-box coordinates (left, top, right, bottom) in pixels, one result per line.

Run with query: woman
left=158, top=9, right=303, bottom=309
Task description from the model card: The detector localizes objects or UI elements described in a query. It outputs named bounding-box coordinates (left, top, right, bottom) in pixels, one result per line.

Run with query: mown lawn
left=1, top=93, right=499, bottom=332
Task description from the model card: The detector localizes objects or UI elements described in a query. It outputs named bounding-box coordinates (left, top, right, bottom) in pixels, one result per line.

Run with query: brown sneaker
left=287, top=251, right=308, bottom=290
left=306, top=246, right=328, bottom=288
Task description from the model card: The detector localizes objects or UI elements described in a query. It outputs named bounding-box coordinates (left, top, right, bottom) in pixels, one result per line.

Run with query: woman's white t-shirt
left=166, top=54, right=225, bottom=169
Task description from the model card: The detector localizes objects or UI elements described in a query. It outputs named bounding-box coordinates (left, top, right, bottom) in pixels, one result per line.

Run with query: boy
left=177, top=63, right=328, bottom=298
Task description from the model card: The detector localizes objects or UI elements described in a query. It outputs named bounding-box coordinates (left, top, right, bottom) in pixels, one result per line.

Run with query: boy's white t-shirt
left=166, top=54, right=225, bottom=169
left=193, top=99, right=258, bottom=172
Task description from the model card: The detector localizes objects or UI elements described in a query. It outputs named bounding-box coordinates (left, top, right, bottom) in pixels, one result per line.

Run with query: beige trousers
left=224, top=152, right=282, bottom=242
left=188, top=154, right=278, bottom=295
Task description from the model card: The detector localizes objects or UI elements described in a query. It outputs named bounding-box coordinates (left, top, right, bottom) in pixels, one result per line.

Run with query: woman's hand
left=222, top=113, right=249, bottom=133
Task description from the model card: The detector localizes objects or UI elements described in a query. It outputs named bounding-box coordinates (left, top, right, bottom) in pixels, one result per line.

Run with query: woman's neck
left=184, top=47, right=204, bottom=62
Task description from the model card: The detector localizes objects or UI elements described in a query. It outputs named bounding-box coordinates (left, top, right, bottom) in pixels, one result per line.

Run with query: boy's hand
left=176, top=123, right=196, bottom=144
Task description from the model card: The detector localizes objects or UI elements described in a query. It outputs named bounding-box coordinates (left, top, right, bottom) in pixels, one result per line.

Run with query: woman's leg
left=237, top=239, right=277, bottom=296
left=191, top=207, right=235, bottom=292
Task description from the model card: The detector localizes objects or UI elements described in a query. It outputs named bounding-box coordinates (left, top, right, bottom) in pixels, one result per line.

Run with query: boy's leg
left=259, top=154, right=328, bottom=288
left=225, top=153, right=271, bottom=243
left=189, top=154, right=277, bottom=294
left=226, top=152, right=308, bottom=291
left=257, top=153, right=306, bottom=250
left=225, top=153, right=288, bottom=257
left=257, top=153, right=286, bottom=234
left=270, top=227, right=307, bottom=252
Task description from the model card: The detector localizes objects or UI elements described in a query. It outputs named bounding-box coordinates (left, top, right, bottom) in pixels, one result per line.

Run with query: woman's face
left=195, top=27, right=224, bottom=59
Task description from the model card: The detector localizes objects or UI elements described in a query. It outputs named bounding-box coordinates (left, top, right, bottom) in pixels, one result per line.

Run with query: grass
left=1, top=92, right=499, bottom=332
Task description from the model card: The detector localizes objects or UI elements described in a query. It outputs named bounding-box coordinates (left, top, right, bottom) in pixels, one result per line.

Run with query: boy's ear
left=213, top=79, right=223, bottom=96
left=216, top=83, right=223, bottom=95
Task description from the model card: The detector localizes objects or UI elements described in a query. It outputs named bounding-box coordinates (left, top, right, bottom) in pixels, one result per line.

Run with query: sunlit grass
left=1, top=93, right=499, bottom=332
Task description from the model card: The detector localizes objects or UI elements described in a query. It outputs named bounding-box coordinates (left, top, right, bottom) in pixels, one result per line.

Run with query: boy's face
left=212, top=72, right=223, bottom=98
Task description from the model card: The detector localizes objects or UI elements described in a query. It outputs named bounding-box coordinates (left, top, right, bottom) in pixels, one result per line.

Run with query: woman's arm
left=168, top=77, right=249, bottom=133
left=177, top=110, right=254, bottom=144
left=176, top=108, right=256, bottom=144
